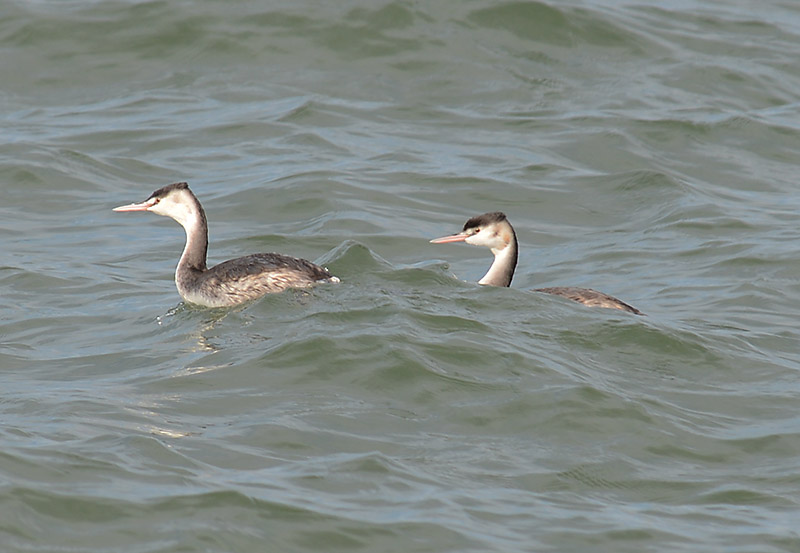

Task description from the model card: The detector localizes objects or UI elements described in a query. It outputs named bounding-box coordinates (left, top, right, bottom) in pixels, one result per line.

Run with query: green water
left=2, top=1, right=800, bottom=551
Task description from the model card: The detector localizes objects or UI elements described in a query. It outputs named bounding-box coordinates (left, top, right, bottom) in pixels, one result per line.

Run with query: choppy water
left=2, top=1, right=800, bottom=551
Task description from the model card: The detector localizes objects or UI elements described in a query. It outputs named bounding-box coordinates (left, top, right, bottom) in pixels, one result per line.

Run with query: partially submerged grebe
left=430, top=212, right=642, bottom=315
left=113, top=182, right=339, bottom=307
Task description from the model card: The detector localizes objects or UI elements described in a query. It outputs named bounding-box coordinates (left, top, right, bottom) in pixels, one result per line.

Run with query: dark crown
left=463, top=211, right=507, bottom=231
left=148, top=182, right=190, bottom=201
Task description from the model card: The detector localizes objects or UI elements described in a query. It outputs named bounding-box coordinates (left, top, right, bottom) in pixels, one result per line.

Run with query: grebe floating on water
left=113, top=182, right=339, bottom=307
left=430, top=212, right=642, bottom=315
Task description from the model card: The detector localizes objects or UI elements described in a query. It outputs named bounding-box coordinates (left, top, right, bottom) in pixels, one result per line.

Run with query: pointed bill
left=112, top=198, right=157, bottom=212
left=430, top=233, right=469, bottom=244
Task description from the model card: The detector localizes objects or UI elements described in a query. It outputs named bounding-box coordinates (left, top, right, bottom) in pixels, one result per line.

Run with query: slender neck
left=177, top=204, right=208, bottom=274
left=478, top=228, right=517, bottom=287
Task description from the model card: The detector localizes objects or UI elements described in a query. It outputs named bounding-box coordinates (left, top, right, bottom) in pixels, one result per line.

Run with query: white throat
left=478, top=241, right=517, bottom=287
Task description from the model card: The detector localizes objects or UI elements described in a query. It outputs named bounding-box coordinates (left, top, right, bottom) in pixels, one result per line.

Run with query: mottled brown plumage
left=431, top=212, right=642, bottom=315
left=533, top=286, right=642, bottom=315
left=114, top=182, right=339, bottom=307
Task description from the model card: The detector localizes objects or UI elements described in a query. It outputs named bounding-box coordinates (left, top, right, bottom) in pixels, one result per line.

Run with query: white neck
left=177, top=213, right=208, bottom=272
left=478, top=235, right=517, bottom=287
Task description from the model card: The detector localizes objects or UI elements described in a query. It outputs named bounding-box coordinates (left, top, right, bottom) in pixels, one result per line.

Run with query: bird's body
left=113, top=182, right=338, bottom=307
left=530, top=286, right=641, bottom=314
left=430, top=212, right=642, bottom=315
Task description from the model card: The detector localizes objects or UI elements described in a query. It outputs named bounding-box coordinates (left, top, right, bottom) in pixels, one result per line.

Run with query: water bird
left=113, top=182, right=339, bottom=307
left=430, top=212, right=642, bottom=315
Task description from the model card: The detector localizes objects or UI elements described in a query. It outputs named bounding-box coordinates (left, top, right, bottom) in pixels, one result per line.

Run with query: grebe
left=113, top=182, right=339, bottom=307
left=430, top=212, right=642, bottom=315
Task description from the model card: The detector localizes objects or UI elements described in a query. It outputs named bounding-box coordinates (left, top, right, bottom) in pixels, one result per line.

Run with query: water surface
left=2, top=1, right=800, bottom=551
